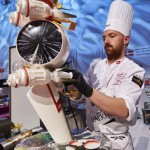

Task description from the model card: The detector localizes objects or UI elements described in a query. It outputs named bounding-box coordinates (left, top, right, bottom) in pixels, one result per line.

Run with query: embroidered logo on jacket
left=132, top=76, right=143, bottom=88
left=114, top=72, right=126, bottom=85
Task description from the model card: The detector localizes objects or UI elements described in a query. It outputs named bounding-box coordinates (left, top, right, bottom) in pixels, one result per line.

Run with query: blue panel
left=0, top=0, right=19, bottom=79
left=0, top=0, right=150, bottom=78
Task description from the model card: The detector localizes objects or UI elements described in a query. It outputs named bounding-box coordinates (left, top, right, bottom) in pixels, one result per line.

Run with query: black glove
left=62, top=68, right=93, bottom=97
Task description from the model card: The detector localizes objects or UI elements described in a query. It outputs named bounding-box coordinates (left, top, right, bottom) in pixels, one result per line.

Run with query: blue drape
left=0, top=0, right=150, bottom=79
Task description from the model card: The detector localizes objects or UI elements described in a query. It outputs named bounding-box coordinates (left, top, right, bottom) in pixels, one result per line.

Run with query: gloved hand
left=62, top=68, right=93, bottom=97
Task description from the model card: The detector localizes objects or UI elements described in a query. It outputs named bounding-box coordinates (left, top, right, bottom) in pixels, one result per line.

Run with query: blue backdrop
left=0, top=0, right=150, bottom=79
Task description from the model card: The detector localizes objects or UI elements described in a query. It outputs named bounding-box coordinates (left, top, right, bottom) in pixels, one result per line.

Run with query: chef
left=63, top=0, right=145, bottom=149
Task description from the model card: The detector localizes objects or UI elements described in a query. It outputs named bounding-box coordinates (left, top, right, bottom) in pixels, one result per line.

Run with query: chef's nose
left=104, top=36, right=110, bottom=44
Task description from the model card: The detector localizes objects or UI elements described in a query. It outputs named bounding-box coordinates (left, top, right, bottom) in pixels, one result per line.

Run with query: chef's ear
left=124, top=36, right=130, bottom=47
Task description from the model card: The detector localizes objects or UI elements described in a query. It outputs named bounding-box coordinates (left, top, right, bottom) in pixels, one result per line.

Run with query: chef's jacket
left=84, top=57, right=145, bottom=132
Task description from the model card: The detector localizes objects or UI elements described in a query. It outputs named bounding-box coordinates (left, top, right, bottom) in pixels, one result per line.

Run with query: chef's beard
left=105, top=44, right=124, bottom=61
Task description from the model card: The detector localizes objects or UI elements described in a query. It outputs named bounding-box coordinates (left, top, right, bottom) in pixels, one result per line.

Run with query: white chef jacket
left=84, top=57, right=145, bottom=132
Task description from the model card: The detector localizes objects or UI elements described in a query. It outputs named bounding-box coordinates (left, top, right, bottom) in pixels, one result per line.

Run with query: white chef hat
left=104, top=0, right=134, bottom=36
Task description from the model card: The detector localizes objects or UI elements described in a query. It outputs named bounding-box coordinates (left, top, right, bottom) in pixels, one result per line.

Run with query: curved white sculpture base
left=27, top=81, right=72, bottom=144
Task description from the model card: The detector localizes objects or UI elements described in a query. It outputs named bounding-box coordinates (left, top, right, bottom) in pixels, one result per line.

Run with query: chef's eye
left=102, top=36, right=106, bottom=41
left=110, top=34, right=115, bottom=38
